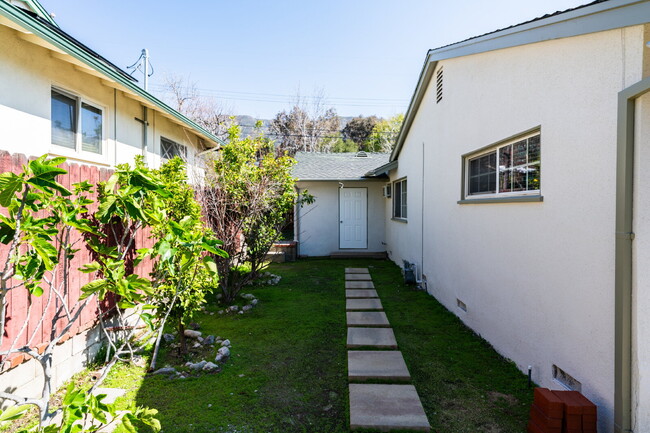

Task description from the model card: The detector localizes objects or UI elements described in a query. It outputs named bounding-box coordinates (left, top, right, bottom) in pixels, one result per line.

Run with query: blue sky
left=38, top=0, right=589, bottom=119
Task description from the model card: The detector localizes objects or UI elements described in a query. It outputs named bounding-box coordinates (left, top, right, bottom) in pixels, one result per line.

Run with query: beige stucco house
left=293, top=1, right=650, bottom=432
left=293, top=152, right=390, bottom=257
left=0, top=0, right=223, bottom=404
left=0, top=0, right=222, bottom=171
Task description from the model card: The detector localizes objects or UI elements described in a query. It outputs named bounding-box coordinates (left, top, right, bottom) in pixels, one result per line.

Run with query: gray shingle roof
left=292, top=152, right=390, bottom=181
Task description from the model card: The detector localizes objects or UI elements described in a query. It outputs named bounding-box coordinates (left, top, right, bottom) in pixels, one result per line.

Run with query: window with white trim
left=393, top=178, right=407, bottom=219
left=51, top=88, right=103, bottom=154
left=161, top=137, right=187, bottom=161
left=465, top=133, right=540, bottom=198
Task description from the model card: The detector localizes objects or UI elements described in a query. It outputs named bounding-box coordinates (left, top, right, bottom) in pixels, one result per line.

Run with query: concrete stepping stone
left=348, top=351, right=411, bottom=382
left=346, top=298, right=383, bottom=311
left=346, top=289, right=378, bottom=299
left=347, top=327, right=397, bottom=349
left=349, top=384, right=430, bottom=431
left=346, top=267, right=370, bottom=274
left=346, top=281, right=375, bottom=289
left=92, top=387, right=126, bottom=404
left=347, top=311, right=390, bottom=327
left=346, top=273, right=373, bottom=281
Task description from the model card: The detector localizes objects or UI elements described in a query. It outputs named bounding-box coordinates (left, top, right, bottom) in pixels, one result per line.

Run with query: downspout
left=295, top=187, right=301, bottom=257
left=421, top=142, right=425, bottom=287
left=615, top=75, right=650, bottom=433
left=142, top=106, right=148, bottom=160
left=114, top=89, right=117, bottom=165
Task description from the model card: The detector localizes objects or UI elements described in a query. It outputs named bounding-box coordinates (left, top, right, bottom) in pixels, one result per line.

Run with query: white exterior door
left=339, top=188, right=367, bottom=249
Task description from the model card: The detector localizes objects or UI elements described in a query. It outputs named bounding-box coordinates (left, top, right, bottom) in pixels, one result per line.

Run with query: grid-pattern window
left=51, top=88, right=103, bottom=154
left=466, top=133, right=541, bottom=197
left=161, top=137, right=187, bottom=161
left=393, top=178, right=407, bottom=219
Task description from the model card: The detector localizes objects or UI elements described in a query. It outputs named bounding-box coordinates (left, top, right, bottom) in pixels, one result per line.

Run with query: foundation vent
left=456, top=298, right=467, bottom=312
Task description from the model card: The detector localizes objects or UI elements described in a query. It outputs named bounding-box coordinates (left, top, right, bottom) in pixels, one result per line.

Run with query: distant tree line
left=158, top=75, right=404, bottom=155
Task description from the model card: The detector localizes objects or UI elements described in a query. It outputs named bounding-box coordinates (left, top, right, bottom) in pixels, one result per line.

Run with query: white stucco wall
left=388, top=26, right=646, bottom=432
left=0, top=23, right=205, bottom=170
left=296, top=180, right=386, bottom=256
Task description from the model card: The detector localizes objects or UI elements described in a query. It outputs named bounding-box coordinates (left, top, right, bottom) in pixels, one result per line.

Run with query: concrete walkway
left=345, top=267, right=431, bottom=432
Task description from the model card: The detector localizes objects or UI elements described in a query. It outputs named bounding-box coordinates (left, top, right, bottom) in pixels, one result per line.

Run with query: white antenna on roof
left=126, top=49, right=154, bottom=91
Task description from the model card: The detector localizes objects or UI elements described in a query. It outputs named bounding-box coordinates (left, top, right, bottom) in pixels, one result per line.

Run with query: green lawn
left=103, top=258, right=533, bottom=432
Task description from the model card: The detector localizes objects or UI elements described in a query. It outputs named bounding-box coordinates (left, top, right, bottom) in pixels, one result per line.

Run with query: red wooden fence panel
left=0, top=152, right=157, bottom=371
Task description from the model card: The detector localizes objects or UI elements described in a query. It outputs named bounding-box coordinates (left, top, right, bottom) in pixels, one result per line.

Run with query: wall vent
left=456, top=298, right=467, bottom=312
left=552, top=365, right=582, bottom=392
left=436, top=67, right=443, bottom=103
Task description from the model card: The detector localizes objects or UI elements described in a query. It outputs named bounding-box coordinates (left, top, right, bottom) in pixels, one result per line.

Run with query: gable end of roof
left=391, top=0, right=650, bottom=161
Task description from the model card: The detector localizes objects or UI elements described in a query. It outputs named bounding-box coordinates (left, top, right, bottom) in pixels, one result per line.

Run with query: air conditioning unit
left=382, top=183, right=392, bottom=198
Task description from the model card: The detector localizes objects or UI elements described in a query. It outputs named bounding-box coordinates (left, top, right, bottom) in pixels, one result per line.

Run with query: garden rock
left=242, top=305, right=252, bottom=312
left=238, top=310, right=244, bottom=315
left=185, top=360, right=207, bottom=371
left=221, top=339, right=231, bottom=347
left=203, top=335, right=216, bottom=345
left=184, top=329, right=202, bottom=339
left=227, top=305, right=239, bottom=313
left=163, top=333, right=175, bottom=343
left=153, top=367, right=176, bottom=376
left=202, top=362, right=218, bottom=372
left=251, top=299, right=258, bottom=306
left=192, top=342, right=202, bottom=349
left=215, top=354, right=225, bottom=362
left=218, top=346, right=230, bottom=358
left=241, top=293, right=255, bottom=300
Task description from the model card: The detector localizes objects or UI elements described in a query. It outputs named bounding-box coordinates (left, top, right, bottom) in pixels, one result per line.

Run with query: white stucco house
left=293, top=1, right=650, bottom=432
left=293, top=152, right=390, bottom=257
left=0, top=0, right=222, bottom=171
left=0, top=0, right=223, bottom=405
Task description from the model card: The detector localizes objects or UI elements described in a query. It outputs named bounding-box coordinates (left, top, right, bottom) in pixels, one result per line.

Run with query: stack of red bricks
left=528, top=388, right=597, bottom=433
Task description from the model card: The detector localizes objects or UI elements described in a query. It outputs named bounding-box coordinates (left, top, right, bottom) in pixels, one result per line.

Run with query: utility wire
left=149, top=84, right=409, bottom=107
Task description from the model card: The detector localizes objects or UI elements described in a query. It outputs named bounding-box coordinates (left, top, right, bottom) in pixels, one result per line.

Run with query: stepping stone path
left=345, top=267, right=431, bottom=432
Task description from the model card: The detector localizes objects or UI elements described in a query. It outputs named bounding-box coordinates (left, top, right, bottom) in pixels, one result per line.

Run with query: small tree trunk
left=178, top=321, right=186, bottom=355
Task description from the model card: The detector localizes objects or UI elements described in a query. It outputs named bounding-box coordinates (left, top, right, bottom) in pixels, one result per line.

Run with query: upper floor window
left=161, top=137, right=187, bottom=161
left=393, top=178, right=407, bottom=219
left=465, top=132, right=540, bottom=198
left=51, top=88, right=103, bottom=155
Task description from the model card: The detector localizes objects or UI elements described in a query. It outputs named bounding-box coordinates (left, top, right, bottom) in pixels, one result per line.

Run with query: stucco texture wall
left=0, top=23, right=203, bottom=170
left=388, top=26, right=645, bottom=432
left=296, top=180, right=386, bottom=256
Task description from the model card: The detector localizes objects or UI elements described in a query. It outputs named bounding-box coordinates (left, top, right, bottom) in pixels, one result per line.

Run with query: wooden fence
left=0, top=151, right=154, bottom=370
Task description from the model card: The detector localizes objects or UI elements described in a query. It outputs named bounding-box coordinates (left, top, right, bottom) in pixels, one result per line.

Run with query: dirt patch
left=487, top=391, right=519, bottom=406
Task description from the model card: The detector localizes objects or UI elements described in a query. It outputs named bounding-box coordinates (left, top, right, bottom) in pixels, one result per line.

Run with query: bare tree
left=269, top=90, right=340, bottom=155
left=159, top=74, right=233, bottom=141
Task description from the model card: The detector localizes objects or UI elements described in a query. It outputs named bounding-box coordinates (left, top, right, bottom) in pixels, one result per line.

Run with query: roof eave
left=391, top=0, right=650, bottom=162
left=295, top=177, right=387, bottom=182
left=0, top=2, right=225, bottom=148
left=365, top=159, right=398, bottom=177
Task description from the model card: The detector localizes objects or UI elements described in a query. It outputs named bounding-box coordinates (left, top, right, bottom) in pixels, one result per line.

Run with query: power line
left=149, top=84, right=409, bottom=108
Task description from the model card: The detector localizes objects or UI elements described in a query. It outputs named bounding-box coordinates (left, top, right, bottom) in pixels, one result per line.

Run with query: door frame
left=338, top=186, right=368, bottom=249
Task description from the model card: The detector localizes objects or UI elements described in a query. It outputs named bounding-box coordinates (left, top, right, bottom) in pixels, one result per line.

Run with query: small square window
left=161, top=137, right=187, bottom=161
left=393, top=178, right=407, bottom=219
left=51, top=88, right=103, bottom=155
